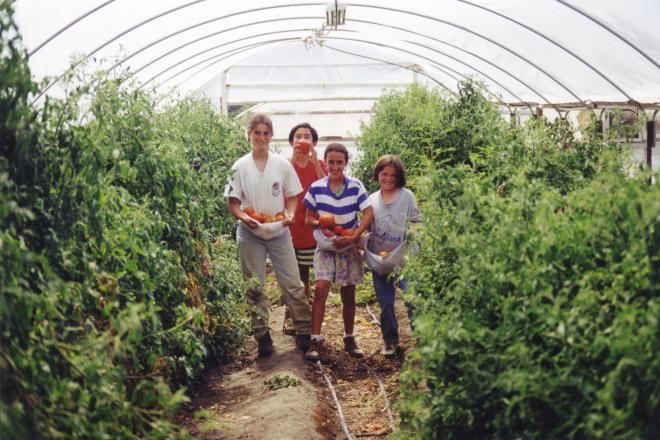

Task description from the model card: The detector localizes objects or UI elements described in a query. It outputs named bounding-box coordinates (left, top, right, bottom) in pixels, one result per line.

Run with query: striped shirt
left=303, top=176, right=371, bottom=229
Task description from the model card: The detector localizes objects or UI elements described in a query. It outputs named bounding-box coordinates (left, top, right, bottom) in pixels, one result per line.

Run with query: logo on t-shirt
left=271, top=182, right=281, bottom=197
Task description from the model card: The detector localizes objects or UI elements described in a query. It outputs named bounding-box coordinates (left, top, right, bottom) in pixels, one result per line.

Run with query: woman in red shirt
left=283, top=123, right=327, bottom=334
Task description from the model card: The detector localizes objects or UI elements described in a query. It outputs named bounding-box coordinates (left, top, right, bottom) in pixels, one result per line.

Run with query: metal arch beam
left=123, top=13, right=547, bottom=105
left=318, top=44, right=458, bottom=98
left=32, top=0, right=577, bottom=105
left=165, top=39, right=457, bottom=103
left=31, top=1, right=587, bottom=105
left=170, top=40, right=458, bottom=103
left=456, top=0, right=633, bottom=101
left=555, top=0, right=660, bottom=71
left=137, top=28, right=356, bottom=88
left=28, top=0, right=116, bottom=57
left=142, top=28, right=528, bottom=112
left=325, top=36, right=548, bottom=108
left=323, top=40, right=537, bottom=113
left=331, top=46, right=526, bottom=110
left=348, top=18, right=548, bottom=105
left=31, top=2, right=327, bottom=103
left=346, top=3, right=584, bottom=103
left=171, top=40, right=289, bottom=90
left=129, top=18, right=320, bottom=77
left=105, top=14, right=322, bottom=78
left=142, top=29, right=330, bottom=87
left=144, top=32, right=446, bottom=93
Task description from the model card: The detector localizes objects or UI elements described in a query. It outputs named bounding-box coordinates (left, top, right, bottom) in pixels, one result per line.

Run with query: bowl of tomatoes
left=242, top=207, right=287, bottom=240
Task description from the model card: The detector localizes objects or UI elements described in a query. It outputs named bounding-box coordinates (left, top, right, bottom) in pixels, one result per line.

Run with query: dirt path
left=178, top=291, right=412, bottom=439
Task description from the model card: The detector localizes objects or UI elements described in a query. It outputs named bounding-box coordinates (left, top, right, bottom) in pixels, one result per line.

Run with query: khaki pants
left=236, top=225, right=312, bottom=339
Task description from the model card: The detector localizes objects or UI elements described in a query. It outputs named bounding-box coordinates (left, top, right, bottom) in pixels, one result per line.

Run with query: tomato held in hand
left=333, top=225, right=344, bottom=236
left=298, top=141, right=311, bottom=154
left=318, top=213, right=335, bottom=228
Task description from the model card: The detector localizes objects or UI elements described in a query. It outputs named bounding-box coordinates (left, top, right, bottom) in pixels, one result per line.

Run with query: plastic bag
left=313, top=228, right=353, bottom=253
left=364, top=241, right=407, bottom=275
left=250, top=220, right=286, bottom=240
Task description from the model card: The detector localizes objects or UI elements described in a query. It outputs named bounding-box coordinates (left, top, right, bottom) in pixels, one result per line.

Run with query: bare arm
left=284, top=195, right=297, bottom=226
left=305, top=207, right=319, bottom=228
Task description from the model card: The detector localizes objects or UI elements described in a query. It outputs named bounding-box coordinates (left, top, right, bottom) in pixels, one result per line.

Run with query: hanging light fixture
left=326, top=1, right=347, bottom=28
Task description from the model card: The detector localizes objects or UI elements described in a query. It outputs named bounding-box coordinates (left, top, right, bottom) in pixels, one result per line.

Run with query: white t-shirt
left=224, top=152, right=303, bottom=216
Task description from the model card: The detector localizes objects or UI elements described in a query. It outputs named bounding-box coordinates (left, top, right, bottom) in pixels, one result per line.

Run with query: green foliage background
left=1, top=4, right=250, bottom=438
left=356, top=82, right=659, bottom=439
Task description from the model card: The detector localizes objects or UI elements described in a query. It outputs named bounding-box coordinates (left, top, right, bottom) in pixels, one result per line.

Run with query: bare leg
left=312, top=280, right=331, bottom=335
left=340, top=285, right=356, bottom=335
left=299, top=264, right=311, bottom=302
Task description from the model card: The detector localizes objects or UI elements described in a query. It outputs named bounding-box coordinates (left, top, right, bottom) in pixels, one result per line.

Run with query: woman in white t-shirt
left=224, top=114, right=313, bottom=358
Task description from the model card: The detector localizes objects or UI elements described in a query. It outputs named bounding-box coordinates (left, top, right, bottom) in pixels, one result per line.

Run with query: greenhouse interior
left=2, top=1, right=659, bottom=438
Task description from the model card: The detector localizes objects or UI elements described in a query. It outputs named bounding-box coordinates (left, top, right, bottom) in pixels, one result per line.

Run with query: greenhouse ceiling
left=11, top=0, right=660, bottom=111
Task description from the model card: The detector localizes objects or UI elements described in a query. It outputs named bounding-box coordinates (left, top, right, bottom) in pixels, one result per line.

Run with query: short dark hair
left=373, top=154, right=407, bottom=187
left=324, top=143, right=349, bottom=162
left=248, top=114, right=273, bottom=136
left=288, top=122, right=318, bottom=144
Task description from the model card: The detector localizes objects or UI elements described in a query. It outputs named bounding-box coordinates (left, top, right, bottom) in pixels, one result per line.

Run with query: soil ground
left=176, top=272, right=413, bottom=439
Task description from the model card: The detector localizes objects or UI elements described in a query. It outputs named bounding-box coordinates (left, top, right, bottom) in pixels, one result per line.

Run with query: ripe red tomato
left=319, top=214, right=334, bottom=228
left=333, top=225, right=344, bottom=235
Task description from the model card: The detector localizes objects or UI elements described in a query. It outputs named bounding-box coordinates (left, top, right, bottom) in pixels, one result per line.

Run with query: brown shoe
left=343, top=336, right=364, bottom=358
left=304, top=339, right=322, bottom=362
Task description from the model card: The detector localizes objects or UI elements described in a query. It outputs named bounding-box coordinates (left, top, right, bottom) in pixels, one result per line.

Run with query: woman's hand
left=283, top=211, right=295, bottom=226
left=241, top=216, right=260, bottom=229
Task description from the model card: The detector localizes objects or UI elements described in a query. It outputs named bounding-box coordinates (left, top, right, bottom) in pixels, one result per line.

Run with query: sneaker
left=343, top=336, right=364, bottom=358
left=304, top=339, right=321, bottom=362
left=381, top=343, right=397, bottom=358
left=295, top=334, right=311, bottom=352
left=257, top=332, right=273, bottom=357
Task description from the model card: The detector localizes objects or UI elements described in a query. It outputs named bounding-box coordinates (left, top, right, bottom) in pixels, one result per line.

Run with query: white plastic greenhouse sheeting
left=9, top=0, right=660, bottom=162
left=13, top=0, right=660, bottom=104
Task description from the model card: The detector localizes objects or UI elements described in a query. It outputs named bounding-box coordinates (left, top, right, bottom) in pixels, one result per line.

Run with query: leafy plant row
left=1, top=5, right=249, bottom=438
left=355, top=82, right=659, bottom=439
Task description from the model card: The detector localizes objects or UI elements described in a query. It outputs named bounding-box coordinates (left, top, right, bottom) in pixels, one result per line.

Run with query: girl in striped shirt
left=302, top=143, right=374, bottom=361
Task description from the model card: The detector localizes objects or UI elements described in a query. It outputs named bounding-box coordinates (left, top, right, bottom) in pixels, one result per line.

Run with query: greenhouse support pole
left=220, top=70, right=228, bottom=117
left=647, top=119, right=656, bottom=171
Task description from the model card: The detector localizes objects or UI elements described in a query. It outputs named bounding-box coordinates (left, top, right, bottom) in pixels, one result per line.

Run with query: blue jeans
left=372, top=271, right=413, bottom=345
